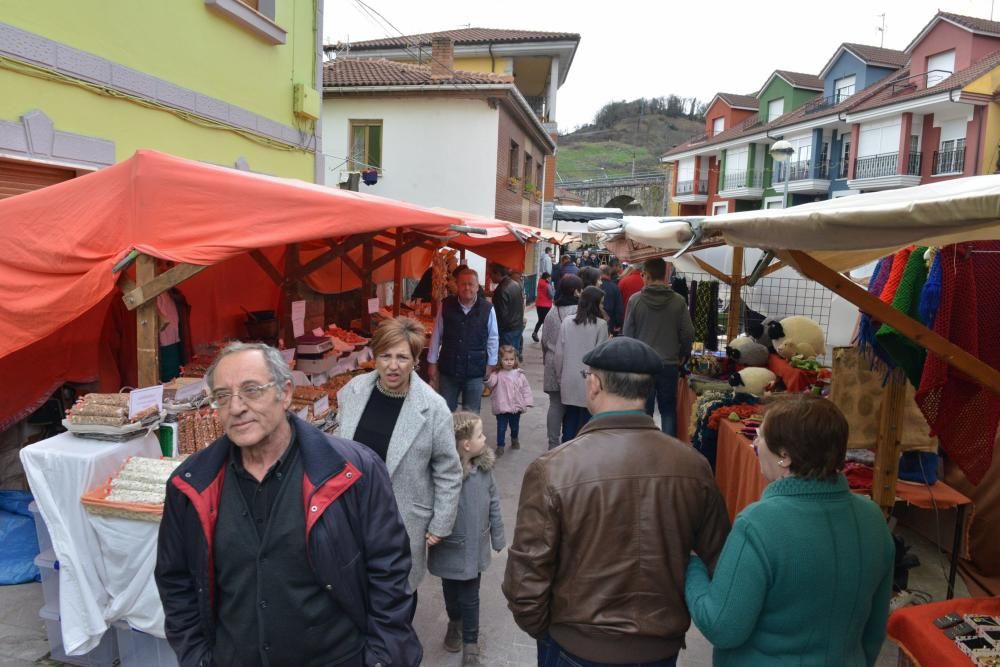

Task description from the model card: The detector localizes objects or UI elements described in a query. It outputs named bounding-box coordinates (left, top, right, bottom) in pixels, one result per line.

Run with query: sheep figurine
left=747, top=316, right=779, bottom=353
left=729, top=367, right=777, bottom=396
left=726, top=334, right=769, bottom=367
left=767, top=316, right=825, bottom=360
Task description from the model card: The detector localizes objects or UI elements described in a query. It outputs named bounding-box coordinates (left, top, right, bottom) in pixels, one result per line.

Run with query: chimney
left=431, top=36, right=454, bottom=79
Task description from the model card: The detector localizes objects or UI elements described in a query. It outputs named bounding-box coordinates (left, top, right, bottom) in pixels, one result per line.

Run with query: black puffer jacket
left=155, top=415, right=421, bottom=667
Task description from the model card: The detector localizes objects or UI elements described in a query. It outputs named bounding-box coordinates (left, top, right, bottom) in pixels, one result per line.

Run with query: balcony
left=674, top=179, right=709, bottom=204
left=772, top=159, right=831, bottom=194
left=848, top=151, right=922, bottom=191
left=718, top=169, right=765, bottom=200
left=932, top=148, right=966, bottom=176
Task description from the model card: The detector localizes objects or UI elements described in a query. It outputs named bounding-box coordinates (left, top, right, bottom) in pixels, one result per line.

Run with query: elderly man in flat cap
left=503, top=337, right=730, bottom=667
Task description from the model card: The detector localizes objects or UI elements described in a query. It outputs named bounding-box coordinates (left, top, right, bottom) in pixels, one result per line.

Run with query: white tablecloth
left=20, top=431, right=163, bottom=655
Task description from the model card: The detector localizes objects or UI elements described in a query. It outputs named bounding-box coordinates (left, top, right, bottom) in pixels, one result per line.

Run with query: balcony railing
left=774, top=160, right=829, bottom=183
left=834, top=84, right=855, bottom=103
left=676, top=179, right=708, bottom=195
left=932, top=148, right=965, bottom=175
left=721, top=170, right=764, bottom=191
left=853, top=151, right=921, bottom=179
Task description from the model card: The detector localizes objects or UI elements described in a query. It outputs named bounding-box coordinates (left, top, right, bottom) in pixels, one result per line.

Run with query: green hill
left=556, top=112, right=705, bottom=182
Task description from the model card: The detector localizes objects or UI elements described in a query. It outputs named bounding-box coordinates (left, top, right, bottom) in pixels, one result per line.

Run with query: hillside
left=556, top=114, right=705, bottom=182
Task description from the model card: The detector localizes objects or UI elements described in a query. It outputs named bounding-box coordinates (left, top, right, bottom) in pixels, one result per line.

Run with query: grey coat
left=555, top=316, right=609, bottom=407
left=337, top=371, right=463, bottom=590
left=541, top=304, right=577, bottom=393
left=427, top=448, right=504, bottom=580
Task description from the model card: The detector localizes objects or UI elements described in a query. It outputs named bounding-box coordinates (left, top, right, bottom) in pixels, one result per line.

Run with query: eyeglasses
left=579, top=369, right=593, bottom=379
left=210, top=382, right=277, bottom=409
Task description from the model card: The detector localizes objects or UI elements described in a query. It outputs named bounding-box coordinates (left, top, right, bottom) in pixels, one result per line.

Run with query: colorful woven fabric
left=688, top=280, right=699, bottom=321
left=918, top=251, right=942, bottom=328
left=880, top=247, right=913, bottom=305
left=693, top=280, right=712, bottom=346
left=692, top=392, right=760, bottom=469
left=856, top=254, right=897, bottom=370
left=876, top=247, right=929, bottom=387
left=706, top=404, right=760, bottom=431
left=705, top=281, right=720, bottom=351
left=916, top=241, right=1000, bottom=484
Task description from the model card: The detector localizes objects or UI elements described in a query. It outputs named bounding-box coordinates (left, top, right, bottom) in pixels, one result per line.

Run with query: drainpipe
left=488, top=43, right=496, bottom=73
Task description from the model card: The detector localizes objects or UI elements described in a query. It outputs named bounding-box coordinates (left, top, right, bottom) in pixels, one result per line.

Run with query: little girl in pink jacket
left=485, top=345, right=534, bottom=457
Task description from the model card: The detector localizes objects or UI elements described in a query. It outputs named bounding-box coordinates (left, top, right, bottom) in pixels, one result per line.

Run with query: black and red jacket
left=154, top=415, right=421, bottom=667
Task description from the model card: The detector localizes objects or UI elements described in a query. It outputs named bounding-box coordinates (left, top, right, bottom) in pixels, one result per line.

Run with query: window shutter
left=368, top=125, right=382, bottom=169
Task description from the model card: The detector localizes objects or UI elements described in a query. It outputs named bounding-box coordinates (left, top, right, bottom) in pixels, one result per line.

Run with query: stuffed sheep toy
left=766, top=316, right=825, bottom=360
left=726, top=334, right=769, bottom=367
left=729, top=367, right=777, bottom=396
left=747, top=316, right=779, bottom=353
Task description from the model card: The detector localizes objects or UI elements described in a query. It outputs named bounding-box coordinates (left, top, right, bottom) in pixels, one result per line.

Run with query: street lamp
left=769, top=139, right=795, bottom=209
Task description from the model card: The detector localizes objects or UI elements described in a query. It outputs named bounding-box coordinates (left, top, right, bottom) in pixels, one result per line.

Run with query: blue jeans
left=439, top=374, right=484, bottom=413
left=561, top=405, right=591, bottom=442
left=645, top=364, right=680, bottom=436
left=442, top=575, right=481, bottom=644
left=496, top=413, right=521, bottom=448
left=501, top=328, right=524, bottom=357
left=537, top=634, right=677, bottom=667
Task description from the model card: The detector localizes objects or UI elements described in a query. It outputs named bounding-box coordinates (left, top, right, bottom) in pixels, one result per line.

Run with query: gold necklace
left=375, top=377, right=408, bottom=399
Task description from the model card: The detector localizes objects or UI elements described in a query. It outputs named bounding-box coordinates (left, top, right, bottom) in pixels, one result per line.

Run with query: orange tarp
left=0, top=150, right=481, bottom=427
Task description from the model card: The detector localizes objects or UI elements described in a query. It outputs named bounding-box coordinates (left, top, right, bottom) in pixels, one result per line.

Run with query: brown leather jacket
left=502, top=413, right=730, bottom=663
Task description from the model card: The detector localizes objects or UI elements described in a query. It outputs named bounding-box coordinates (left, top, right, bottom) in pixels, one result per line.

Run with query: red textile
left=843, top=463, right=874, bottom=492
left=767, top=353, right=819, bottom=392
left=619, top=271, right=645, bottom=308
left=880, top=246, right=913, bottom=305
left=888, top=597, right=1000, bottom=666
left=916, top=242, right=1000, bottom=484
left=707, top=404, right=760, bottom=431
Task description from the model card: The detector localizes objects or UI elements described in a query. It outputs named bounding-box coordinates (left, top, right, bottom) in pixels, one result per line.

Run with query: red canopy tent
left=0, top=150, right=537, bottom=427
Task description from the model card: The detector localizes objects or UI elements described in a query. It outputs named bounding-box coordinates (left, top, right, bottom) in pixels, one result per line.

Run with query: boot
left=462, top=642, right=480, bottom=666
left=511, top=438, right=521, bottom=450
left=443, top=620, right=461, bottom=652
left=496, top=445, right=505, bottom=458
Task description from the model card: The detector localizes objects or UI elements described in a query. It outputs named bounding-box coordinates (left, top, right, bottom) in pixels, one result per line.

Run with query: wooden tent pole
left=872, top=369, right=908, bottom=510
left=361, top=240, right=374, bottom=332
left=122, top=262, right=207, bottom=311
left=393, top=229, right=403, bottom=317
left=786, top=250, right=1000, bottom=391
left=136, top=254, right=160, bottom=387
left=727, top=247, right=744, bottom=342
left=281, top=243, right=300, bottom=345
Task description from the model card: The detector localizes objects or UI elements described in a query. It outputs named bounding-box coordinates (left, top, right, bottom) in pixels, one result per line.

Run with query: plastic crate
left=114, top=622, right=179, bottom=667
left=33, top=549, right=59, bottom=610
left=28, top=501, right=53, bottom=554
left=39, top=607, right=119, bottom=667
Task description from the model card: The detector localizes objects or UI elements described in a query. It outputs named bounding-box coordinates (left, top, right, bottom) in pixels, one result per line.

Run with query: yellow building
left=0, top=0, right=322, bottom=196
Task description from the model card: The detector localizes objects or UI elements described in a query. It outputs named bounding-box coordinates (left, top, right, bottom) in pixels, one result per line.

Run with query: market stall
left=3, top=149, right=545, bottom=660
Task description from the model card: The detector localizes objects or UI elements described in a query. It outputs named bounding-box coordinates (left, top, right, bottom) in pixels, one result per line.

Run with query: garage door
left=0, top=159, right=77, bottom=200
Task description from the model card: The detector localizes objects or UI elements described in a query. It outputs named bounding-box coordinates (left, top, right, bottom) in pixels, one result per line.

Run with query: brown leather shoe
left=443, top=620, right=461, bottom=652
left=511, top=438, right=520, bottom=449
left=462, top=642, right=480, bottom=666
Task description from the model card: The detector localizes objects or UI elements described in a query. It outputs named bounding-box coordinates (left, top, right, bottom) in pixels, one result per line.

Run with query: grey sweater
left=623, top=284, right=695, bottom=365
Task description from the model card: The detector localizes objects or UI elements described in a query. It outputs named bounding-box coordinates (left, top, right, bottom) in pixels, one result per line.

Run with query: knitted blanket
left=856, top=253, right=896, bottom=370
left=916, top=241, right=1000, bottom=484
left=688, top=280, right=699, bottom=321
left=876, top=247, right=929, bottom=388
left=693, top=281, right=712, bottom=347
left=918, top=251, right=943, bottom=328
left=705, top=281, right=720, bottom=351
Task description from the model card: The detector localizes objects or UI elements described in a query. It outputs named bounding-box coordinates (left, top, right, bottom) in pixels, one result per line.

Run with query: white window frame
left=677, top=157, right=695, bottom=181
left=927, top=49, right=956, bottom=87
left=204, top=0, right=286, bottom=44
left=712, top=202, right=729, bottom=216
left=767, top=98, right=785, bottom=122
left=712, top=117, right=725, bottom=136
left=764, top=196, right=785, bottom=209
left=834, top=74, right=856, bottom=102
left=858, top=119, right=901, bottom=157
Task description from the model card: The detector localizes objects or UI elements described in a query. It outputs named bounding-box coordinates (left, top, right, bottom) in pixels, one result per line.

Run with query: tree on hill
left=592, top=95, right=707, bottom=129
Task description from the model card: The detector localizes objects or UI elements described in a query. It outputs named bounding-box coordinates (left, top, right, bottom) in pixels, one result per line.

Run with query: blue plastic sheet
left=0, top=490, right=40, bottom=585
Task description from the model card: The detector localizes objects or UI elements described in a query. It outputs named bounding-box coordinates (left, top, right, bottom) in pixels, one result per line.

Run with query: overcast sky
left=324, top=0, right=998, bottom=131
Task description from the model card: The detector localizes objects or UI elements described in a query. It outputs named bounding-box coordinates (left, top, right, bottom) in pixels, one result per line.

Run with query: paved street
left=1, top=308, right=969, bottom=666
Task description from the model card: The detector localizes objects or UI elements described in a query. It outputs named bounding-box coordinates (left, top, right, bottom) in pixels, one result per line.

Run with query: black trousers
left=533, top=306, right=551, bottom=336
left=441, top=575, right=481, bottom=643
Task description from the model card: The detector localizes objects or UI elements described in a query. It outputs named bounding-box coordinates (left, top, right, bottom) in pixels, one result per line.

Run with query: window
left=536, top=164, right=543, bottom=192
left=349, top=120, right=382, bottom=171
left=927, top=50, right=956, bottom=86
left=508, top=141, right=519, bottom=180
left=677, top=158, right=695, bottom=182
left=712, top=202, right=729, bottom=216
left=712, top=117, right=724, bottom=136
left=204, top=0, right=285, bottom=44
left=834, top=74, right=856, bottom=102
left=523, top=154, right=533, bottom=189
left=937, top=138, right=966, bottom=173
left=767, top=98, right=785, bottom=122
left=858, top=119, right=900, bottom=156
left=840, top=138, right=851, bottom=178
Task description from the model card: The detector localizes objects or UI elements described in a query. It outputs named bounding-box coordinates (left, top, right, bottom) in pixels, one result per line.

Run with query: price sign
left=129, top=385, right=164, bottom=419
left=174, top=379, right=207, bottom=403
left=313, top=395, right=330, bottom=417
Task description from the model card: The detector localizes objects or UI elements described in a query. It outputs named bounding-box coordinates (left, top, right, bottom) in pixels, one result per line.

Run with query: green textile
left=693, top=281, right=712, bottom=344
left=685, top=475, right=894, bottom=667
left=876, top=247, right=929, bottom=387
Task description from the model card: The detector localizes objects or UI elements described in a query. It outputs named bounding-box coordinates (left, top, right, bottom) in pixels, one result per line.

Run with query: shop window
left=509, top=141, right=520, bottom=180
left=349, top=120, right=382, bottom=171
left=523, top=154, right=533, bottom=189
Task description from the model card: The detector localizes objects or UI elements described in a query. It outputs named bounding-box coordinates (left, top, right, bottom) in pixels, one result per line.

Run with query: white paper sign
left=280, top=348, right=295, bottom=364
left=291, top=300, right=306, bottom=339
left=313, top=395, right=330, bottom=417
left=367, top=298, right=380, bottom=314
left=357, top=346, right=374, bottom=363
left=296, top=406, right=310, bottom=420
left=129, top=385, right=164, bottom=418
left=331, top=356, right=357, bottom=375
left=174, top=378, right=207, bottom=403
left=312, top=327, right=325, bottom=337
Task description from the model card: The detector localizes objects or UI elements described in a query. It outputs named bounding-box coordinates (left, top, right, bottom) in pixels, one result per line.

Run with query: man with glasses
left=503, top=337, right=729, bottom=667
left=155, top=342, right=420, bottom=667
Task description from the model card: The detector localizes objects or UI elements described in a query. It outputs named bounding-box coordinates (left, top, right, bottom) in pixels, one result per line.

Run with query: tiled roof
left=939, top=11, right=1000, bottom=36
left=843, top=43, right=909, bottom=68
left=775, top=70, right=824, bottom=90
left=663, top=113, right=766, bottom=158
left=717, top=93, right=759, bottom=109
left=323, top=58, right=513, bottom=87
left=340, top=28, right=580, bottom=50
left=849, top=49, right=1000, bottom=113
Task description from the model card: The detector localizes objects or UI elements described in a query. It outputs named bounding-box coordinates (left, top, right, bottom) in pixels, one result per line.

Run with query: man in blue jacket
left=155, top=342, right=421, bottom=667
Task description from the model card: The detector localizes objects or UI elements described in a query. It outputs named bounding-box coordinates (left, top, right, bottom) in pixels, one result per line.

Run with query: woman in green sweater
left=685, top=395, right=894, bottom=666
